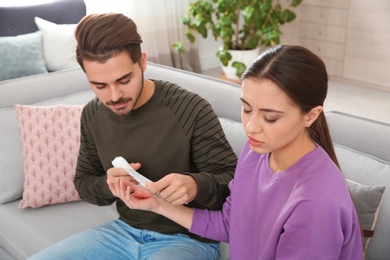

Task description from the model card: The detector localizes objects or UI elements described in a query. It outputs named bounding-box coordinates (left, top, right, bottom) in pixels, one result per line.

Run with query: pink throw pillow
left=15, top=105, right=83, bottom=208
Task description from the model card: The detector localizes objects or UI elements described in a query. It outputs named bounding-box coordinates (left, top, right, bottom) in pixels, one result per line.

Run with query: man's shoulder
left=81, top=97, right=103, bottom=123
left=154, top=79, right=207, bottom=104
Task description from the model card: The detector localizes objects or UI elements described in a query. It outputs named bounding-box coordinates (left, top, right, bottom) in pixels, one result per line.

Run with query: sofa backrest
left=0, top=0, right=86, bottom=36
left=326, top=111, right=390, bottom=260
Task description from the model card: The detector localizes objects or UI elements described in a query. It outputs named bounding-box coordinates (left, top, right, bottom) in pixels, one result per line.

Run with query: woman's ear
left=305, top=106, right=323, bottom=127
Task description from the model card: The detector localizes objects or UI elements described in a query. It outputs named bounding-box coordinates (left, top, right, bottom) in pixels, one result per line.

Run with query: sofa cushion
left=335, top=145, right=390, bottom=259
left=0, top=81, right=93, bottom=205
left=346, top=179, right=386, bottom=252
left=15, top=105, right=84, bottom=208
left=218, top=117, right=246, bottom=156
left=34, top=17, right=78, bottom=71
left=0, top=31, right=48, bottom=81
left=327, top=111, right=390, bottom=260
left=0, top=200, right=118, bottom=259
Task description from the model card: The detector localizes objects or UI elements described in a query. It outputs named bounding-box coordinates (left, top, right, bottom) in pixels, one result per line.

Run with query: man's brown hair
left=75, top=13, right=143, bottom=70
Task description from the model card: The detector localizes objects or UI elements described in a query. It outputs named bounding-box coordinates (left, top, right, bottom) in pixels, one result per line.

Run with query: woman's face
left=241, top=78, right=311, bottom=155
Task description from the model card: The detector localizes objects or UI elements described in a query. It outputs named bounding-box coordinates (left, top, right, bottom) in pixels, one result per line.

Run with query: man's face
left=83, top=51, right=146, bottom=116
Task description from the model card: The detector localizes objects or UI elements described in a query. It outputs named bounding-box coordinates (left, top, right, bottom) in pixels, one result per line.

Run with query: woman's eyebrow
left=240, top=97, right=250, bottom=106
left=260, top=108, right=283, bottom=113
left=240, top=98, right=283, bottom=113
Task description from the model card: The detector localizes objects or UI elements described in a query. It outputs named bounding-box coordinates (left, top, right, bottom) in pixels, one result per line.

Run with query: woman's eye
left=265, top=117, right=277, bottom=123
left=242, top=108, right=251, bottom=114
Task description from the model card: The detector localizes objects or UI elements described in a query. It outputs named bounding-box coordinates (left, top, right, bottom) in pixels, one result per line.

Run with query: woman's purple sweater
left=190, top=141, right=362, bottom=259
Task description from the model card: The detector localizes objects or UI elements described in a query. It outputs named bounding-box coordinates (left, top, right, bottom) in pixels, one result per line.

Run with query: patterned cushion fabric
left=15, top=104, right=83, bottom=208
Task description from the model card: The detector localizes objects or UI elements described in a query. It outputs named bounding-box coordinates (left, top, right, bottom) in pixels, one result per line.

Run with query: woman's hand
left=117, top=179, right=162, bottom=212
left=116, top=179, right=195, bottom=229
left=106, top=162, right=141, bottom=197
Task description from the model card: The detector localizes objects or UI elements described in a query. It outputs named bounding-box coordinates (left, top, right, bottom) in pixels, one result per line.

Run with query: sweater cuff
left=189, top=208, right=208, bottom=235
left=99, top=175, right=116, bottom=200
left=188, top=173, right=212, bottom=204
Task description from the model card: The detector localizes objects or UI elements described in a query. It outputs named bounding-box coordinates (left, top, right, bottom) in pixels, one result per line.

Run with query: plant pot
left=220, top=47, right=260, bottom=81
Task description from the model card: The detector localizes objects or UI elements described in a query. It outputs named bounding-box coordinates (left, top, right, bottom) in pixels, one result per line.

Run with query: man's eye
left=95, top=85, right=106, bottom=90
left=119, top=80, right=130, bottom=85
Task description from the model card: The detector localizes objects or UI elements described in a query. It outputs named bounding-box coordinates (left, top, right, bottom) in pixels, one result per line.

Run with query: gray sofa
left=0, top=63, right=389, bottom=260
left=0, top=0, right=86, bottom=81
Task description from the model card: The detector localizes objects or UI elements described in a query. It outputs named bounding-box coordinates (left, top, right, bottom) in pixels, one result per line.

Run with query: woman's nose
left=245, top=116, right=262, bottom=134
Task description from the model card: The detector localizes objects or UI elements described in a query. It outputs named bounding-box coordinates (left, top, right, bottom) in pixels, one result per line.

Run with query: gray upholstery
left=0, top=201, right=118, bottom=259
left=0, top=0, right=86, bottom=36
left=327, top=111, right=390, bottom=260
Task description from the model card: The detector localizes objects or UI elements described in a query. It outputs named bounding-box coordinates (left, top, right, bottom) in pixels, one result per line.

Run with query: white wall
left=84, top=0, right=221, bottom=71
left=198, top=36, right=221, bottom=71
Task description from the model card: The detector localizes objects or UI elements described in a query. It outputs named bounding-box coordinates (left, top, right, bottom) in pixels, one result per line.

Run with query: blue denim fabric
left=28, top=219, right=220, bottom=260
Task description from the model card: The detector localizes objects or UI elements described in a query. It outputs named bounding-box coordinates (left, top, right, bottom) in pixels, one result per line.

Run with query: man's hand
left=148, top=174, right=197, bottom=206
left=107, top=162, right=141, bottom=197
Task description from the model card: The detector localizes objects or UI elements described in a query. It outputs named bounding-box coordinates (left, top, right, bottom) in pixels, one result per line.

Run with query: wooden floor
left=202, top=67, right=390, bottom=125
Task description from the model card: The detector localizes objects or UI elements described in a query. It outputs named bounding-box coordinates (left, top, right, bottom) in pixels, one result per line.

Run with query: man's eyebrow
left=116, top=72, right=132, bottom=82
left=89, top=72, right=132, bottom=85
left=240, top=97, right=283, bottom=113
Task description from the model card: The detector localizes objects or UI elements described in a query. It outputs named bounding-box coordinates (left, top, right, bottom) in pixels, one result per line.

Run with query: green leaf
left=185, top=29, right=196, bottom=43
left=172, top=42, right=185, bottom=55
left=232, top=61, right=246, bottom=78
left=182, top=15, right=191, bottom=26
left=284, top=10, right=297, bottom=22
left=217, top=49, right=232, bottom=67
left=179, top=0, right=302, bottom=62
left=291, top=0, right=302, bottom=7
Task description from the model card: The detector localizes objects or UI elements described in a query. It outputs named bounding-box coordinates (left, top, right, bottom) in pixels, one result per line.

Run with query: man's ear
left=141, top=52, right=147, bottom=71
left=305, top=105, right=323, bottom=127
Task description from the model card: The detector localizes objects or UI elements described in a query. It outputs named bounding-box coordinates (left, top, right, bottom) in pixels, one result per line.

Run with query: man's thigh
left=28, top=219, right=220, bottom=260
left=143, top=233, right=221, bottom=260
left=28, top=220, right=139, bottom=260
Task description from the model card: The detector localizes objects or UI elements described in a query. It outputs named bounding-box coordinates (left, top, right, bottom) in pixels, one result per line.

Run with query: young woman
left=113, top=45, right=363, bottom=259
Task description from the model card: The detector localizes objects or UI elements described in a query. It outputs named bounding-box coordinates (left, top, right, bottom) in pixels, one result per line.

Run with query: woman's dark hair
left=242, top=45, right=339, bottom=168
left=75, top=13, right=143, bottom=70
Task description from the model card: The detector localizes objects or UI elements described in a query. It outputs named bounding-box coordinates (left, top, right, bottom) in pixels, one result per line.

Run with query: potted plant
left=174, top=0, right=302, bottom=80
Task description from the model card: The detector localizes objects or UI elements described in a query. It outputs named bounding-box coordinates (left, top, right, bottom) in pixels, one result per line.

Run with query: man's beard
left=107, top=73, right=144, bottom=116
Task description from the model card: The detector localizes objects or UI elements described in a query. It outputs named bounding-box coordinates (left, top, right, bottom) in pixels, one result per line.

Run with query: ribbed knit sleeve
left=159, top=81, right=237, bottom=210
left=74, top=98, right=116, bottom=206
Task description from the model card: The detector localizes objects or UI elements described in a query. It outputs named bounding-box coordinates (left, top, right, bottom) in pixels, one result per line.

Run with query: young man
left=28, top=13, right=236, bottom=260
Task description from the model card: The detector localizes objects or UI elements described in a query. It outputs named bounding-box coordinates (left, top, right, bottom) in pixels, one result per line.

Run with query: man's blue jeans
left=28, top=219, right=220, bottom=260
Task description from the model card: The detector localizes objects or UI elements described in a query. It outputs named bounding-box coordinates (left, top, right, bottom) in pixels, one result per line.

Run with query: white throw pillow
left=34, top=17, right=79, bottom=71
